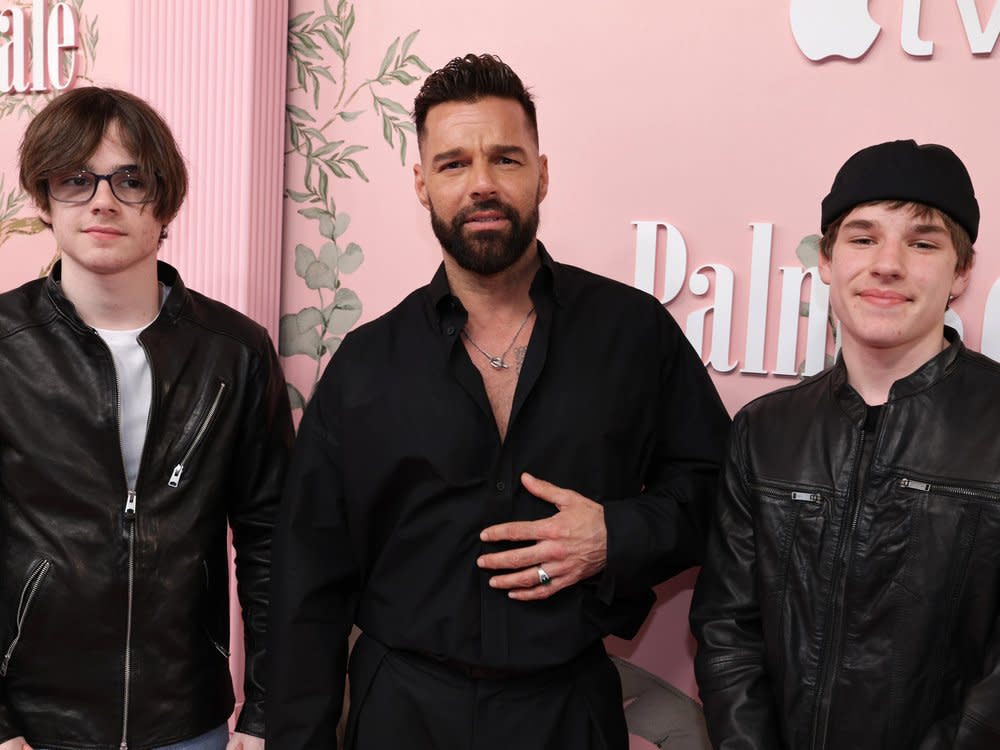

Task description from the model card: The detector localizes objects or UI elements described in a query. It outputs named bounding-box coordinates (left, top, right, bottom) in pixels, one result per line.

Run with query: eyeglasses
left=45, top=168, right=156, bottom=205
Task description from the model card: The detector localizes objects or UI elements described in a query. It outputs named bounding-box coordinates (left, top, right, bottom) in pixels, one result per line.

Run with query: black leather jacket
left=0, top=262, right=293, bottom=749
left=691, top=330, right=1000, bottom=750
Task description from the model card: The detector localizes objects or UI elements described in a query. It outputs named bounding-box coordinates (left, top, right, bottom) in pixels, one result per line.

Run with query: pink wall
left=278, top=4, right=1000, bottom=728
left=3, top=1, right=1000, bottom=745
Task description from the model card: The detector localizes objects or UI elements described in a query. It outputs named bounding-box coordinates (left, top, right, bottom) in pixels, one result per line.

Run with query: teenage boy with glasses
left=0, top=87, right=292, bottom=750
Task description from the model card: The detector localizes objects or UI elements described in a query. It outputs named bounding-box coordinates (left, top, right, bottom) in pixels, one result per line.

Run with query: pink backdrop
left=2, top=1, right=1000, bottom=745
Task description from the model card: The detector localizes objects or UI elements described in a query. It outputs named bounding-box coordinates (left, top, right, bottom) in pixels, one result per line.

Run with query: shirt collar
left=425, top=240, right=562, bottom=328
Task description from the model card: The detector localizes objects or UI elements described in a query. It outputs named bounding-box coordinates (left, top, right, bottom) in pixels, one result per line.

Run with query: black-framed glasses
left=45, top=168, right=156, bottom=205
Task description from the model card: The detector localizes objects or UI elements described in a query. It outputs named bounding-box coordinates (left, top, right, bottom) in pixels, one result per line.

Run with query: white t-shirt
left=94, top=286, right=169, bottom=490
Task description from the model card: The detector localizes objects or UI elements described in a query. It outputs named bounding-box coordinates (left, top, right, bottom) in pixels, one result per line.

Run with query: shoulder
left=0, top=277, right=58, bottom=340
left=337, top=285, right=427, bottom=354
left=736, top=368, right=836, bottom=426
left=555, top=261, right=662, bottom=312
left=955, top=346, right=1000, bottom=379
left=176, top=287, right=274, bottom=358
left=552, top=260, right=684, bottom=346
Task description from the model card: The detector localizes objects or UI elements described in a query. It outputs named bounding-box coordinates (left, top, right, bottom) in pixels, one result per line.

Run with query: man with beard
left=267, top=54, right=730, bottom=750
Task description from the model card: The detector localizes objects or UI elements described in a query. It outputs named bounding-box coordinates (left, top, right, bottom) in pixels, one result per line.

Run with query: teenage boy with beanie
left=0, top=87, right=293, bottom=750
left=691, top=140, right=1000, bottom=749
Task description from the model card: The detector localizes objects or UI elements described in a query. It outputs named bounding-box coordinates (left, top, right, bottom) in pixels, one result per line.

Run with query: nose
left=89, top=176, right=121, bottom=213
left=468, top=160, right=497, bottom=201
left=870, top=237, right=904, bottom=278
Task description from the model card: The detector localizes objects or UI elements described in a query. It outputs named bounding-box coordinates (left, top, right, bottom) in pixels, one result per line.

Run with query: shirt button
left=496, top=481, right=505, bottom=492
left=446, top=326, right=456, bottom=335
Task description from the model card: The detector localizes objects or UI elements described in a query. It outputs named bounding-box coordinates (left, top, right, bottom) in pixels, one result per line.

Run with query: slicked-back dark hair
left=413, top=53, right=537, bottom=147
left=19, top=86, right=187, bottom=224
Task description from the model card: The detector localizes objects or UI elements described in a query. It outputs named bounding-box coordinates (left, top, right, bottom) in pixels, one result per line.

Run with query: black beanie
left=821, top=140, right=979, bottom=243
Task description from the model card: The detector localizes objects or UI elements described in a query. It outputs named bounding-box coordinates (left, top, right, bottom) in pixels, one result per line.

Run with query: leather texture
left=691, top=332, right=1000, bottom=750
left=0, top=262, right=293, bottom=749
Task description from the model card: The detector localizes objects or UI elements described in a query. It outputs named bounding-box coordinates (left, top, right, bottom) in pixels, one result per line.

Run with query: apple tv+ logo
left=790, top=0, right=1000, bottom=61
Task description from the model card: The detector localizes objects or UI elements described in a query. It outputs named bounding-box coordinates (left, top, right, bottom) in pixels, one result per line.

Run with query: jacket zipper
left=202, top=561, right=230, bottom=658
left=168, top=381, right=227, bottom=487
left=94, top=331, right=151, bottom=750
left=811, top=425, right=867, bottom=750
left=898, top=476, right=1000, bottom=503
left=121, top=489, right=136, bottom=750
left=750, top=481, right=827, bottom=504
left=0, top=559, right=51, bottom=676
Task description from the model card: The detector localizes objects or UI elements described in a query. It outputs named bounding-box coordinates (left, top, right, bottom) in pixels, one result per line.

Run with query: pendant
left=489, top=356, right=508, bottom=370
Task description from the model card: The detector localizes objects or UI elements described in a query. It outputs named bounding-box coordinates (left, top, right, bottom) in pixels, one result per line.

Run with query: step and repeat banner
left=2, top=1, right=999, bottom=747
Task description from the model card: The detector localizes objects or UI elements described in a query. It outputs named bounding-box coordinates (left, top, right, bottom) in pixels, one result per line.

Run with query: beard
left=430, top=197, right=540, bottom=276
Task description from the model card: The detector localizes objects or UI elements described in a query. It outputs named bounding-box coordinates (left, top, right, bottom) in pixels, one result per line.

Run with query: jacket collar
left=45, top=259, right=188, bottom=332
left=832, top=326, right=964, bottom=408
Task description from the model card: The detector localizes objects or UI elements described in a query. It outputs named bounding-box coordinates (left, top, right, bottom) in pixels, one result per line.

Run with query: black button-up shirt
left=269, top=244, right=730, bottom=742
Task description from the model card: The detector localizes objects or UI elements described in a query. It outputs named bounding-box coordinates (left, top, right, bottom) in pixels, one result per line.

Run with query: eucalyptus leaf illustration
left=795, top=234, right=821, bottom=268
left=796, top=233, right=838, bottom=377
left=279, top=307, right=325, bottom=360
left=281, top=1, right=428, bottom=408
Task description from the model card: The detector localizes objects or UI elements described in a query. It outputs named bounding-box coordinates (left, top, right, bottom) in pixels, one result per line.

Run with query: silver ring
left=537, top=566, right=552, bottom=585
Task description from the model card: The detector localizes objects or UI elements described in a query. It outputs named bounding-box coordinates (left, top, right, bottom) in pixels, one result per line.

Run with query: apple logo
left=790, top=0, right=882, bottom=61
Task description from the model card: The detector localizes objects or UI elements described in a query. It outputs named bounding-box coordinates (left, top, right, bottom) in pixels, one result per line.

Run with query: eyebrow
left=841, top=219, right=948, bottom=235
left=910, top=223, right=949, bottom=235
left=81, top=163, right=141, bottom=173
left=430, top=144, right=529, bottom=167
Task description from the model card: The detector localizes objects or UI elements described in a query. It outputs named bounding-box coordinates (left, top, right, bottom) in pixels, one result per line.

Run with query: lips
left=858, top=288, right=909, bottom=305
left=83, top=225, right=126, bottom=238
left=464, top=211, right=506, bottom=224
left=456, top=200, right=515, bottom=230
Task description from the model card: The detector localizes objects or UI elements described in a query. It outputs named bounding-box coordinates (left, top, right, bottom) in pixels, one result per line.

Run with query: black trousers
left=345, top=634, right=629, bottom=750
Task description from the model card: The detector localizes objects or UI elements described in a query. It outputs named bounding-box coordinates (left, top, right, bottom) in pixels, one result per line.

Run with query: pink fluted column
left=130, top=0, right=288, bottom=340
left=129, top=0, right=289, bottom=729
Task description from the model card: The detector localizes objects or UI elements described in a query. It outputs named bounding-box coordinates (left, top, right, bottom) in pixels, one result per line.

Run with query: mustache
left=454, top=199, right=518, bottom=225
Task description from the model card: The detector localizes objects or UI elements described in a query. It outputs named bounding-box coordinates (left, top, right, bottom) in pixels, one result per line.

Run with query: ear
left=39, top=207, right=52, bottom=227
left=949, top=257, right=973, bottom=301
left=818, top=248, right=832, bottom=285
left=537, top=154, right=549, bottom=204
left=414, top=162, right=431, bottom=211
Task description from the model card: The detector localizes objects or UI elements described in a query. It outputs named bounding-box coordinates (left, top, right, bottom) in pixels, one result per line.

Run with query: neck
left=59, top=256, right=161, bottom=330
left=841, top=331, right=949, bottom=405
left=443, top=241, right=541, bottom=324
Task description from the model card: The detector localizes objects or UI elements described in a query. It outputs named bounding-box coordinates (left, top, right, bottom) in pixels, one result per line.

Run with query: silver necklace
left=462, top=307, right=535, bottom=370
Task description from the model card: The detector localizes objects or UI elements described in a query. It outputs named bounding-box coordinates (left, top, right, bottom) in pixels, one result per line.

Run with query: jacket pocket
left=1, top=559, right=51, bottom=676
left=168, top=380, right=228, bottom=487
left=891, top=474, right=988, bottom=599
left=888, top=474, right=988, bottom=734
left=751, top=479, right=828, bottom=597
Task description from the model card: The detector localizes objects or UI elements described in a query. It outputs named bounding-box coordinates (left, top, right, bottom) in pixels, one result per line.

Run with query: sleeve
left=227, top=336, right=295, bottom=737
left=0, top=708, right=23, bottom=745
left=266, top=358, right=360, bottom=750
left=599, top=305, right=731, bottom=603
left=688, top=411, right=782, bottom=750
left=953, top=661, right=1000, bottom=747
left=915, top=614, right=1000, bottom=749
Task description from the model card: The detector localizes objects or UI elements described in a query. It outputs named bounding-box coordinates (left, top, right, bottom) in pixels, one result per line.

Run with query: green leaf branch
left=281, top=1, right=428, bottom=410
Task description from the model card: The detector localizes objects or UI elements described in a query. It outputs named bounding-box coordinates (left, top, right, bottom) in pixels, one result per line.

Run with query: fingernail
left=489, top=578, right=497, bottom=587
left=476, top=557, right=484, bottom=567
